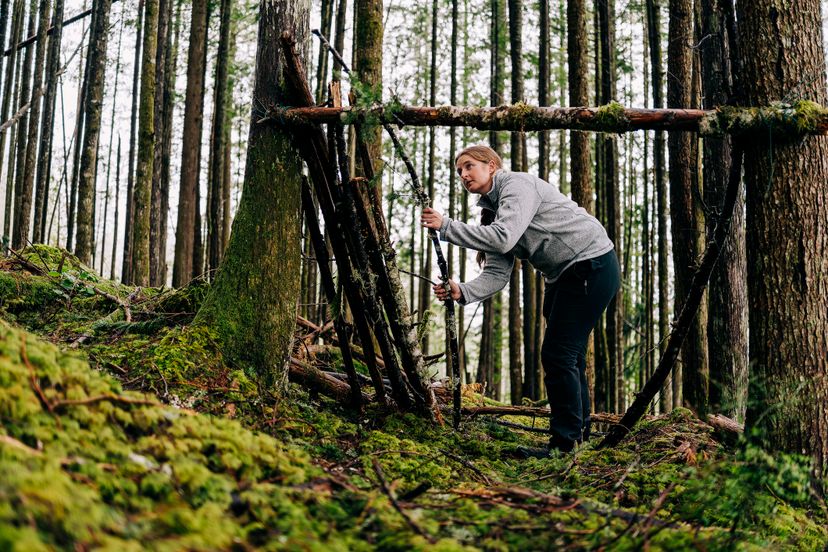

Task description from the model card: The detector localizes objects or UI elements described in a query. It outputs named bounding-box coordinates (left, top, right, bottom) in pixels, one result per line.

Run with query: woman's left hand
left=421, top=207, right=443, bottom=230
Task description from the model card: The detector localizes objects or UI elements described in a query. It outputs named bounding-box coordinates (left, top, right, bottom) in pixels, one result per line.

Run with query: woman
left=421, top=144, right=620, bottom=456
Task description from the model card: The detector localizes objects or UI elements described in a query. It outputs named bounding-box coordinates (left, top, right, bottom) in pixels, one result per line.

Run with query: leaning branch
left=264, top=101, right=828, bottom=136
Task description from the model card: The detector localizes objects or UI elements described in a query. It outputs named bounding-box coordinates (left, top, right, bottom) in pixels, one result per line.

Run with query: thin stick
left=371, top=457, right=434, bottom=542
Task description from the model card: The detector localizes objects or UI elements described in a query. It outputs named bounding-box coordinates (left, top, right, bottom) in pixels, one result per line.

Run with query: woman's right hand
left=433, top=279, right=461, bottom=301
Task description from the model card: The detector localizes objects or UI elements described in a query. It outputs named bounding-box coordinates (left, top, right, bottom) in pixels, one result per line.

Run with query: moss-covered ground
left=1, top=247, right=826, bottom=550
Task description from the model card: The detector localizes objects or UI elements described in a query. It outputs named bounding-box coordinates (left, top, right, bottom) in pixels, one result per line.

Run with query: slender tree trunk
left=130, top=0, right=158, bottom=286
left=110, top=137, right=120, bottom=278
left=448, top=0, right=459, bottom=383
left=207, top=0, right=232, bottom=276
left=738, top=0, right=828, bottom=478
left=33, top=0, right=62, bottom=244
left=18, top=0, right=50, bottom=248
left=122, top=0, right=143, bottom=283
left=645, top=0, right=671, bottom=413
left=99, top=12, right=123, bottom=276
left=191, top=0, right=210, bottom=279
left=314, top=0, right=332, bottom=104
left=507, top=0, right=524, bottom=405
left=172, top=0, right=208, bottom=287
left=700, top=0, right=747, bottom=422
left=1, top=0, right=24, bottom=242
left=417, top=0, right=437, bottom=355
left=0, top=0, right=9, bottom=128
left=668, top=0, right=707, bottom=415
left=74, top=0, right=112, bottom=263
left=148, top=0, right=169, bottom=284
left=10, top=0, right=36, bottom=249
left=194, top=0, right=310, bottom=391
left=67, top=0, right=91, bottom=253
left=598, top=0, right=623, bottom=412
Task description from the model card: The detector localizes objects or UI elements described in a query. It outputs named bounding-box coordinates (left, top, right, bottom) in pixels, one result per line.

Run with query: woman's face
left=456, top=154, right=496, bottom=195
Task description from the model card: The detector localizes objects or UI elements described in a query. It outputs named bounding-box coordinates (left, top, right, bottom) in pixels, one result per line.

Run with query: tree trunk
left=448, top=0, right=458, bottom=384
left=507, top=0, right=524, bottom=405
left=353, top=0, right=382, bottom=180
left=172, top=0, right=208, bottom=287
left=10, top=0, right=36, bottom=249
left=33, top=0, right=62, bottom=244
left=1, top=0, right=24, bottom=241
left=597, top=0, right=623, bottom=412
left=148, top=0, right=169, bottom=284
left=668, top=0, right=707, bottom=415
left=129, top=0, right=158, bottom=286
left=15, top=0, right=49, bottom=249
left=193, top=0, right=309, bottom=391
left=206, top=0, right=232, bottom=277
left=99, top=12, right=124, bottom=276
left=738, top=0, right=828, bottom=479
left=418, top=0, right=437, bottom=355
left=700, top=0, right=747, bottom=422
left=74, top=0, right=111, bottom=263
left=645, top=0, right=671, bottom=413
left=121, top=0, right=143, bottom=284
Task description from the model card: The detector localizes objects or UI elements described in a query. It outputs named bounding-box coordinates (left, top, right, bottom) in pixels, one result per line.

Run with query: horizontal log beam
left=263, top=101, right=828, bottom=136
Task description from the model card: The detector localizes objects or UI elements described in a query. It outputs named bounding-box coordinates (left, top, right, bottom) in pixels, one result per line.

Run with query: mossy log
left=266, top=99, right=828, bottom=136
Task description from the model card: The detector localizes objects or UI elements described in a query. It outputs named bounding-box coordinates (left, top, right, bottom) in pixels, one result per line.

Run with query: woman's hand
left=421, top=207, right=443, bottom=230
left=433, top=279, right=461, bottom=302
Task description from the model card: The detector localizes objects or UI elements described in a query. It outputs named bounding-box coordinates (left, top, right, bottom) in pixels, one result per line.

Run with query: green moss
left=594, top=101, right=630, bottom=132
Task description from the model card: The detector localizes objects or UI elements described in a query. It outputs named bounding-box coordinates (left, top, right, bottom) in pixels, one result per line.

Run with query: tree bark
left=148, top=0, right=169, bottom=284
left=10, top=0, right=36, bottom=249
left=668, top=0, right=708, bottom=415
left=129, top=0, right=158, bottom=286
left=32, top=0, right=62, bottom=244
left=193, top=0, right=310, bottom=391
left=700, top=0, right=747, bottom=422
left=507, top=0, right=524, bottom=405
left=121, top=0, right=143, bottom=284
left=172, top=0, right=208, bottom=287
left=207, top=0, right=232, bottom=276
left=74, top=0, right=112, bottom=263
left=738, top=0, right=828, bottom=479
left=18, top=0, right=50, bottom=249
left=597, top=0, right=623, bottom=412
left=0, top=0, right=24, bottom=241
left=353, top=0, right=382, bottom=179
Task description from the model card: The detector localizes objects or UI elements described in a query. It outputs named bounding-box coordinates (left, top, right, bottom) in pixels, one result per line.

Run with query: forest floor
left=1, top=245, right=826, bottom=551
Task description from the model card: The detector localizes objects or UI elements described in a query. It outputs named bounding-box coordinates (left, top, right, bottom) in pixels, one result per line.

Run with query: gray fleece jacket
left=439, top=168, right=614, bottom=305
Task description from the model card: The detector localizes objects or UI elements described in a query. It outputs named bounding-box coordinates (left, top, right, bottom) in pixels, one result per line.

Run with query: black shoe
left=549, top=432, right=575, bottom=453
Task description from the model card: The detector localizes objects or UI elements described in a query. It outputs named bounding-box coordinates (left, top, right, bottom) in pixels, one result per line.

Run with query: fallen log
left=263, top=101, right=828, bottom=136
left=289, top=357, right=371, bottom=404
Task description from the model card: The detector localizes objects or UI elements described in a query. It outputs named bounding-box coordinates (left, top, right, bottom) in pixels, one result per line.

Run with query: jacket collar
left=477, top=168, right=508, bottom=210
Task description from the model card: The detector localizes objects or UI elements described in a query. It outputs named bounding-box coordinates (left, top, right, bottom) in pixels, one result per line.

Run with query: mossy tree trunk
left=130, top=0, right=158, bottom=286
left=194, top=0, right=309, bottom=391
left=353, top=0, right=382, bottom=179
left=700, top=0, right=747, bottom=421
left=75, top=0, right=112, bottom=263
left=738, top=0, right=828, bottom=479
left=668, top=0, right=707, bottom=415
left=171, top=0, right=207, bottom=288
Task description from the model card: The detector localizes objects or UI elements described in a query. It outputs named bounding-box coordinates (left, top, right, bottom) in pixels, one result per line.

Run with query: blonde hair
left=455, top=145, right=503, bottom=267
left=455, top=144, right=503, bottom=169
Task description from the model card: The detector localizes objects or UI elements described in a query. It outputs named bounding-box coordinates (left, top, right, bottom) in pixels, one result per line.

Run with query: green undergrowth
left=1, top=251, right=827, bottom=550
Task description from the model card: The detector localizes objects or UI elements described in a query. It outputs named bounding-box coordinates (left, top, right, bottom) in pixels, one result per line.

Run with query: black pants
left=542, top=249, right=620, bottom=444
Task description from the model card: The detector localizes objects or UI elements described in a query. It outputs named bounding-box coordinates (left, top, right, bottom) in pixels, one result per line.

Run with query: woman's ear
left=489, top=160, right=497, bottom=175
